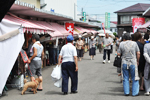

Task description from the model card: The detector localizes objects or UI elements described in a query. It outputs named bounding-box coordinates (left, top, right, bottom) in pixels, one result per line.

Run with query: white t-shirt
left=59, top=43, right=77, bottom=63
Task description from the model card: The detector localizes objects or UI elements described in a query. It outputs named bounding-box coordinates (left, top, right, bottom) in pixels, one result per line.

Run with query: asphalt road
left=0, top=49, right=149, bottom=100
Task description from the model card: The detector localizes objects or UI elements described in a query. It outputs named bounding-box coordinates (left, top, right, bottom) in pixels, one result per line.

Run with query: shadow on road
left=105, top=80, right=121, bottom=84
left=45, top=91, right=63, bottom=95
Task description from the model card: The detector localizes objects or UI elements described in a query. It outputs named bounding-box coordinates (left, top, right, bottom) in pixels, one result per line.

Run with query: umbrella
left=98, top=33, right=105, bottom=37
left=98, top=30, right=113, bottom=34
left=0, top=0, right=15, bottom=22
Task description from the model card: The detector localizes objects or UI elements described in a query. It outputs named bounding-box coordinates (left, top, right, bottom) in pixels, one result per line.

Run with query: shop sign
left=65, top=23, right=74, bottom=35
left=105, top=12, right=110, bottom=29
left=82, top=12, right=86, bottom=22
left=132, top=18, right=145, bottom=33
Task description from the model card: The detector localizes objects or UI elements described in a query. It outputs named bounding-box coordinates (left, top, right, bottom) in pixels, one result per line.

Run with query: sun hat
left=78, top=35, right=82, bottom=38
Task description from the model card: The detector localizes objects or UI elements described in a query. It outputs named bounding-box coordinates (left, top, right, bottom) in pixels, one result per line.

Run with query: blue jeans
left=122, top=64, right=139, bottom=96
left=53, top=48, right=59, bottom=64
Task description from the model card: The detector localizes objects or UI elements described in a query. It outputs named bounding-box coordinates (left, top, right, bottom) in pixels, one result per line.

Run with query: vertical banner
left=132, top=18, right=145, bottom=33
left=65, top=23, right=74, bottom=35
left=105, top=12, right=110, bottom=29
left=102, top=23, right=106, bottom=34
left=105, top=12, right=108, bottom=29
left=82, top=12, right=86, bottom=22
left=108, top=13, right=110, bottom=29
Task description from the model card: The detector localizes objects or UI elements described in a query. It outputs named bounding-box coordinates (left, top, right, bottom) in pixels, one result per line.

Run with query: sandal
left=37, top=89, right=43, bottom=91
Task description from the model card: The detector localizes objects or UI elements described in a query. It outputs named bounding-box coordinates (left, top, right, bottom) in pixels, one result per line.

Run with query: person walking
left=115, top=35, right=119, bottom=55
left=143, top=38, right=150, bottom=96
left=117, top=33, right=140, bottom=96
left=28, top=34, right=44, bottom=91
left=134, top=32, right=145, bottom=91
left=76, top=35, right=84, bottom=61
left=102, top=33, right=112, bottom=64
left=89, top=36, right=97, bottom=60
left=53, top=41, right=59, bottom=64
left=109, top=35, right=114, bottom=54
left=98, top=34, right=103, bottom=53
left=58, top=35, right=78, bottom=95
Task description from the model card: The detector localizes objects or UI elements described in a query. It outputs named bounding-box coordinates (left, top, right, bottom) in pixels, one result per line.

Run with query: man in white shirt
left=58, top=35, right=78, bottom=95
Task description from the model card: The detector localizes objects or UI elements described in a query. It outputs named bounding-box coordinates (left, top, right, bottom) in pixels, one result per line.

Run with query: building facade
left=18, top=0, right=41, bottom=8
left=40, top=0, right=77, bottom=20
left=114, top=3, right=150, bottom=37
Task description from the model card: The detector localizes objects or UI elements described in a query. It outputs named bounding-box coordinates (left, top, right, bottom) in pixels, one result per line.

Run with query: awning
left=4, top=14, right=54, bottom=34
left=88, top=28, right=98, bottom=34
left=27, top=20, right=63, bottom=37
left=50, top=22, right=71, bottom=35
left=75, top=26, right=91, bottom=33
left=138, top=21, right=150, bottom=28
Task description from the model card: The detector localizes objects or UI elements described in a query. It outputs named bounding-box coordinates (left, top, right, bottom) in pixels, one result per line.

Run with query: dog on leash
left=21, top=78, right=41, bottom=95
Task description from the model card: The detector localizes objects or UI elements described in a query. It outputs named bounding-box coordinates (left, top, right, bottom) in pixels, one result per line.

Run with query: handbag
left=81, top=46, right=85, bottom=50
left=113, top=56, right=122, bottom=68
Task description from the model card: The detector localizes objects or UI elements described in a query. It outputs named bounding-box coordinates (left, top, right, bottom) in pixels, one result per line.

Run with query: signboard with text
left=82, top=12, right=86, bottom=22
left=105, top=12, right=110, bottom=29
left=65, top=23, right=74, bottom=35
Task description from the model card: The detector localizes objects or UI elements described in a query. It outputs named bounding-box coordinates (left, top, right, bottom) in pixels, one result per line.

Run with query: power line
left=83, top=0, right=89, bottom=7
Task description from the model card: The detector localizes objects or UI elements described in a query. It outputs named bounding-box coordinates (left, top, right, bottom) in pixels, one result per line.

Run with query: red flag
left=132, top=18, right=145, bottom=33
left=102, top=23, right=106, bottom=34
left=65, top=23, right=74, bottom=35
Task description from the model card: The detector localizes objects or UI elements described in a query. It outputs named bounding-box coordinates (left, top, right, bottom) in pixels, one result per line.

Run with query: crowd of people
left=116, top=31, right=150, bottom=96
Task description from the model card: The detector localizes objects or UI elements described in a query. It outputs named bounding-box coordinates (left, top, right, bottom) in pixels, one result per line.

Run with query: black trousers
left=103, top=49, right=111, bottom=60
left=61, top=62, right=78, bottom=92
left=77, top=49, right=83, bottom=57
left=110, top=45, right=113, bottom=53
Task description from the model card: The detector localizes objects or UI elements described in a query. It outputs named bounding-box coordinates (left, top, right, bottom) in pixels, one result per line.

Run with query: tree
left=113, top=32, right=117, bottom=37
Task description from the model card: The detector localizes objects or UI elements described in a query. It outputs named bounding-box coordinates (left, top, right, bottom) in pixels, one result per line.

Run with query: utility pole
left=81, top=8, right=83, bottom=17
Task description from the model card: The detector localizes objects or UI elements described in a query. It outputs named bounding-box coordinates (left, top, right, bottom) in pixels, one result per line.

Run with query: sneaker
left=145, top=92, right=150, bottom=96
left=108, top=60, right=110, bottom=63
left=103, top=60, right=106, bottom=64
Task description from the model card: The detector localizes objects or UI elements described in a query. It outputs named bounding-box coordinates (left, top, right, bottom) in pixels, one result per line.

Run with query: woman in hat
left=89, top=36, right=97, bottom=60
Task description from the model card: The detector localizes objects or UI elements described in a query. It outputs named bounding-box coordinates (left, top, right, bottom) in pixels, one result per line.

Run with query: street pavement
left=0, top=49, right=149, bottom=100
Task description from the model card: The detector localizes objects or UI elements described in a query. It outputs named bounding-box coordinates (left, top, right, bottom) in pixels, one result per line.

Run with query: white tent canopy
left=98, top=30, right=113, bottom=34
left=0, top=19, right=24, bottom=94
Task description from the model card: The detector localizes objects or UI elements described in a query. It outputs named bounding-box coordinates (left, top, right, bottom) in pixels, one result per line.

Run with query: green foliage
left=113, top=32, right=117, bottom=36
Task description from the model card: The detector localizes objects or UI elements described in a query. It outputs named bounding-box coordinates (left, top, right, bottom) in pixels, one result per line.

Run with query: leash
left=27, top=63, right=37, bottom=85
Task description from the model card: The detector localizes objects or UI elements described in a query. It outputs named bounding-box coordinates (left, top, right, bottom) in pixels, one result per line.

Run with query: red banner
left=132, top=18, right=145, bottom=33
left=102, top=23, right=106, bottom=34
left=65, top=23, right=74, bottom=35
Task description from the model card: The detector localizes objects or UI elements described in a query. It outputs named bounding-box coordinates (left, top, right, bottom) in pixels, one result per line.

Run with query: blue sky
left=77, top=0, right=150, bottom=22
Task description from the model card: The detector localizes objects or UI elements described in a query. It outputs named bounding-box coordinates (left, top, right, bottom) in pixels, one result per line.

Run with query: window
left=120, top=15, right=138, bottom=24
left=120, top=16, right=130, bottom=24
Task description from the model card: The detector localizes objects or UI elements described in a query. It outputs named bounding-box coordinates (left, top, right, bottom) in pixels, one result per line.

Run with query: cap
left=67, top=35, right=74, bottom=42
left=91, top=36, right=94, bottom=39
